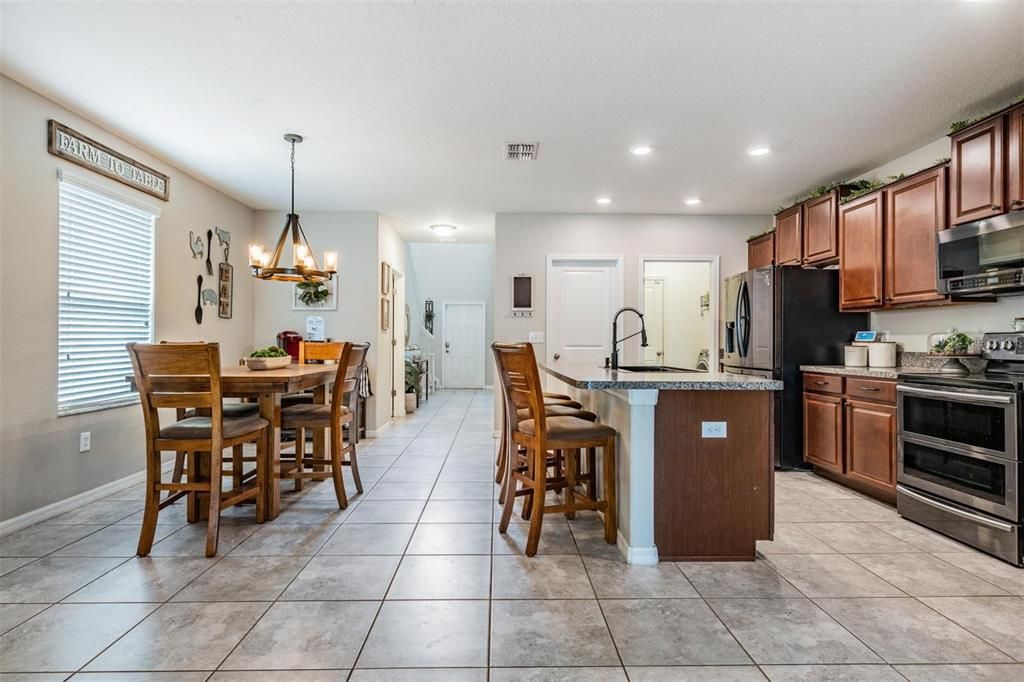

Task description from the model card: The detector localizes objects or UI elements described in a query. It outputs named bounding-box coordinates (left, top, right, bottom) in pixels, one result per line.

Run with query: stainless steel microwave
left=938, top=210, right=1024, bottom=296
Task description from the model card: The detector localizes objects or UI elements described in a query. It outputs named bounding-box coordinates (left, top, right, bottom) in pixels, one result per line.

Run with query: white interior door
left=443, top=302, right=485, bottom=388
left=642, top=278, right=665, bottom=364
left=547, top=257, right=623, bottom=369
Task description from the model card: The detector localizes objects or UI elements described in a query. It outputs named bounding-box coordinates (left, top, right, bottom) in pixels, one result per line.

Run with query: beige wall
left=0, top=75, right=256, bottom=521
left=377, top=215, right=408, bottom=427
left=493, top=212, right=766, bottom=366
left=856, top=137, right=1024, bottom=350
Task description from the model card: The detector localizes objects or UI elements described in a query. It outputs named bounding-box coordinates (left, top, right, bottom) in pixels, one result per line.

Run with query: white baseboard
left=617, top=530, right=659, bottom=566
left=365, top=420, right=392, bottom=438
left=0, top=460, right=176, bottom=537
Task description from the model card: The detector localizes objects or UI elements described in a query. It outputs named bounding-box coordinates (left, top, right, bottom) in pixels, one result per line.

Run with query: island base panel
left=653, top=390, right=773, bottom=561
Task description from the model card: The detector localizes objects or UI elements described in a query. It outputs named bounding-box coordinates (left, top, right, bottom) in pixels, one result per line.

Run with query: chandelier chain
left=289, top=139, right=296, bottom=215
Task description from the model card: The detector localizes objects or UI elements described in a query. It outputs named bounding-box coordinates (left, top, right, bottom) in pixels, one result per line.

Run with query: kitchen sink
left=611, top=365, right=699, bottom=373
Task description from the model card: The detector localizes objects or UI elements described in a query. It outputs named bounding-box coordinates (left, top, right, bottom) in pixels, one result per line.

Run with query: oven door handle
left=897, top=384, right=1015, bottom=405
left=897, top=485, right=1016, bottom=532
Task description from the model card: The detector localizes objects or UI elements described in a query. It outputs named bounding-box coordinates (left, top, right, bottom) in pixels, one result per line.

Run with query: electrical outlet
left=701, top=421, right=727, bottom=439
left=528, top=331, right=545, bottom=343
left=79, top=431, right=91, bottom=452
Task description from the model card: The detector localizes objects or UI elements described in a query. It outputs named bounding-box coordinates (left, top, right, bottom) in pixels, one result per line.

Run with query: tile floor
left=2, top=389, right=1024, bottom=680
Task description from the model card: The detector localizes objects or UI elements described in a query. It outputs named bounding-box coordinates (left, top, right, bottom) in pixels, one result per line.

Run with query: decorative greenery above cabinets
left=949, top=93, right=1024, bottom=134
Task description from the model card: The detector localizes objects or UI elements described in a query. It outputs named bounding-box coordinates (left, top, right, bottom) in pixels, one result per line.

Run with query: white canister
left=868, top=342, right=897, bottom=368
left=844, top=345, right=868, bottom=367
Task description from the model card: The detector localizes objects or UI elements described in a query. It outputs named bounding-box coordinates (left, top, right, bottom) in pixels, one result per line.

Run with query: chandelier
left=248, top=134, right=337, bottom=282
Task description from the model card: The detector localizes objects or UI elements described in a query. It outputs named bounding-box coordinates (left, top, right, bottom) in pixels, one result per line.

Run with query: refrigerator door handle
left=736, top=279, right=751, bottom=359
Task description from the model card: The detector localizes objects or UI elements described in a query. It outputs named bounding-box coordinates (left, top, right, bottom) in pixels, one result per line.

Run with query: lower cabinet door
left=845, top=399, right=897, bottom=494
left=803, top=392, right=843, bottom=473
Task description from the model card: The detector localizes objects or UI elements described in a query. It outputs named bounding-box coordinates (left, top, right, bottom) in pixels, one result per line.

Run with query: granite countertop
left=541, top=362, right=783, bottom=390
left=800, top=365, right=950, bottom=380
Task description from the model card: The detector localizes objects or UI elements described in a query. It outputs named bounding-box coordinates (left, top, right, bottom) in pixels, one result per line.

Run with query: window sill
left=58, top=396, right=139, bottom=418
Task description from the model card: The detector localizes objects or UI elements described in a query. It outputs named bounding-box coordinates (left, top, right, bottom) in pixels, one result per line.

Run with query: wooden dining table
left=127, top=363, right=337, bottom=520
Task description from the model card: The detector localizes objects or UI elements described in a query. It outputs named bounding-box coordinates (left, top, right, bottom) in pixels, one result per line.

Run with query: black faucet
left=610, top=306, right=649, bottom=370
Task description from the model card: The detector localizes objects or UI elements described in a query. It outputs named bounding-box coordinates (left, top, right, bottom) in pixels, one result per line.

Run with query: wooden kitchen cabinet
left=803, top=192, right=839, bottom=265
left=803, top=372, right=897, bottom=503
left=845, top=399, right=897, bottom=495
left=1008, top=103, right=1024, bottom=211
left=839, top=191, right=884, bottom=310
left=774, top=206, right=803, bottom=265
left=885, top=165, right=948, bottom=306
left=803, top=391, right=843, bottom=474
left=950, top=115, right=1005, bottom=225
left=748, top=232, right=775, bottom=269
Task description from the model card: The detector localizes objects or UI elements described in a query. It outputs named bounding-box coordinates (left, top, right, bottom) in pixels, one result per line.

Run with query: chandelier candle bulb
left=324, top=251, right=338, bottom=273
left=303, top=255, right=314, bottom=270
left=294, top=244, right=309, bottom=267
left=248, top=244, right=264, bottom=267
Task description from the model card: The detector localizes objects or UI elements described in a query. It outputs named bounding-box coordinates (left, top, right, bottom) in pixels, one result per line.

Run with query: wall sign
left=47, top=120, right=170, bottom=201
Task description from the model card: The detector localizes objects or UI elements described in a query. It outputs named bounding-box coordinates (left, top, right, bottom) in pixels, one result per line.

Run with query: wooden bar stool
left=279, top=341, right=366, bottom=508
left=493, top=342, right=618, bottom=556
left=127, top=342, right=268, bottom=557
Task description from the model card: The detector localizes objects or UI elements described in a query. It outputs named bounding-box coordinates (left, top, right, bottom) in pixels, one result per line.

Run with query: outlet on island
left=79, top=431, right=91, bottom=452
left=701, top=421, right=727, bottom=439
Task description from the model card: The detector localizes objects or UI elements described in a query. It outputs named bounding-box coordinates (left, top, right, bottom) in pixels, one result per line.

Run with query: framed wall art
left=381, top=297, right=390, bottom=332
left=293, top=278, right=338, bottom=311
left=381, top=261, right=391, bottom=295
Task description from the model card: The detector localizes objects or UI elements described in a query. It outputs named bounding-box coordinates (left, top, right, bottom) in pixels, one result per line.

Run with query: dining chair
left=127, top=342, right=268, bottom=557
left=492, top=342, right=618, bottom=556
left=279, top=341, right=366, bottom=508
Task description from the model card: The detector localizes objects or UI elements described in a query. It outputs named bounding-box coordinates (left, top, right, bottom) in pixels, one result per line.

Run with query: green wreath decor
left=296, top=280, right=330, bottom=306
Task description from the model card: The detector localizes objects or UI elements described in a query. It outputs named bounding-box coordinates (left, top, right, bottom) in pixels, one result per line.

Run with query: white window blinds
left=58, top=177, right=156, bottom=415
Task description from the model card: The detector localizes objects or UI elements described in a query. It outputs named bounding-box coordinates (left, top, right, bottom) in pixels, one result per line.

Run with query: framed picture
left=292, top=278, right=338, bottom=311
left=380, top=297, right=390, bottom=331
left=381, top=262, right=391, bottom=295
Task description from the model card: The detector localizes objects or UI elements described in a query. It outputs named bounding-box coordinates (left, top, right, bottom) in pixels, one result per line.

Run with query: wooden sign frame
left=47, top=120, right=170, bottom=201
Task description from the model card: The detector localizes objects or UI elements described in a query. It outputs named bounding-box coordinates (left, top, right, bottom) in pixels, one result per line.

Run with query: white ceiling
left=2, top=2, right=1023, bottom=242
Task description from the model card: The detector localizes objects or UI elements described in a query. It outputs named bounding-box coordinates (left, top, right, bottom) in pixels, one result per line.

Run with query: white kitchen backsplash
left=871, top=297, right=1024, bottom=352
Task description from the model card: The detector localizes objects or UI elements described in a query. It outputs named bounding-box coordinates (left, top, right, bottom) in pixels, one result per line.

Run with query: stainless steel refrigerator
left=722, top=267, right=867, bottom=469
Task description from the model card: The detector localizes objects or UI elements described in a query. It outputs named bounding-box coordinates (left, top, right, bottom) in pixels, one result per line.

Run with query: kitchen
left=4, top=2, right=1024, bottom=680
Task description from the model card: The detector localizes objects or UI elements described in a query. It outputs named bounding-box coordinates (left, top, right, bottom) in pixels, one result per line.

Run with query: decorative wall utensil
left=218, top=244, right=233, bottom=319
left=194, top=275, right=204, bottom=324
left=189, top=231, right=204, bottom=259
left=205, top=229, right=214, bottom=275
left=214, top=226, right=231, bottom=247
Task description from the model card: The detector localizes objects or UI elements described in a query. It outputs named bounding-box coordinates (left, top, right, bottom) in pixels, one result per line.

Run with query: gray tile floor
left=2, top=389, right=1024, bottom=680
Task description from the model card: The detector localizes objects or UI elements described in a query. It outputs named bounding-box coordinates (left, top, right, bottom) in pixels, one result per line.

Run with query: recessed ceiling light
left=685, top=197, right=702, bottom=206
left=747, top=146, right=772, bottom=157
left=596, top=197, right=612, bottom=205
left=429, top=224, right=457, bottom=238
left=630, top=145, right=653, bottom=156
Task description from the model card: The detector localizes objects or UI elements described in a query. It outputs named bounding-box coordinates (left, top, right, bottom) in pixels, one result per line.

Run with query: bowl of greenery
left=245, top=346, right=292, bottom=370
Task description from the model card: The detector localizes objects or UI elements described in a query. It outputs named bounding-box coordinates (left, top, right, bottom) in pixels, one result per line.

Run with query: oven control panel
left=982, top=333, right=1024, bottom=360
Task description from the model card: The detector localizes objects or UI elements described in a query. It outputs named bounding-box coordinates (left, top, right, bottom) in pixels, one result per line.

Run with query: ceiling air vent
left=504, top=142, right=539, bottom=160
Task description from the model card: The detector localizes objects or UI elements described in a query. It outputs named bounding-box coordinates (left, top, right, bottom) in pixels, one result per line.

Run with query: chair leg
left=524, top=447, right=547, bottom=557
left=255, top=435, right=266, bottom=524
left=205, top=449, right=223, bottom=557
left=602, top=436, right=617, bottom=544
left=170, top=451, right=185, bottom=498
left=294, top=428, right=305, bottom=492
left=498, top=448, right=521, bottom=534
left=186, top=450, right=199, bottom=523
left=329, top=427, right=349, bottom=510
left=344, top=421, right=363, bottom=494
left=585, top=447, right=597, bottom=500
left=565, top=448, right=578, bottom=520
left=232, top=444, right=243, bottom=491
left=137, top=446, right=162, bottom=556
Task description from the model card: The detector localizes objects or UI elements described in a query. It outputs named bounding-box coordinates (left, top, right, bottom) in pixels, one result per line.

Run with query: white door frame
left=545, top=254, right=625, bottom=365
left=638, top=255, right=720, bottom=369
left=441, top=301, right=487, bottom=389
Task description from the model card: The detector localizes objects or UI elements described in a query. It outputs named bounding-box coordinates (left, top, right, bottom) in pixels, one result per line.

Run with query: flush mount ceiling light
left=596, top=197, right=612, bottom=205
left=685, top=197, right=702, bottom=206
left=747, top=145, right=772, bottom=157
left=430, top=224, right=457, bottom=239
left=630, top=145, right=653, bottom=156
left=248, top=134, right=337, bottom=282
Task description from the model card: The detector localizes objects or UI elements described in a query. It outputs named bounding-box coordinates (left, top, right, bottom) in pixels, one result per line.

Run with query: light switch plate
left=528, top=331, right=545, bottom=343
left=701, top=421, right=727, bottom=438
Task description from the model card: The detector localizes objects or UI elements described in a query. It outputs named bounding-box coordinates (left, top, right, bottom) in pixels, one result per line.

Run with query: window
left=58, top=175, right=156, bottom=415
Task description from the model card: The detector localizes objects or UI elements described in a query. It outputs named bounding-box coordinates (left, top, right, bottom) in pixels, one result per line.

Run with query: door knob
left=553, top=353, right=560, bottom=360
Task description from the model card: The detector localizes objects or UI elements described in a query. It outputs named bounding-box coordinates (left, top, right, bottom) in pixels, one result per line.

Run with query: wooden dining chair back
left=127, top=342, right=268, bottom=557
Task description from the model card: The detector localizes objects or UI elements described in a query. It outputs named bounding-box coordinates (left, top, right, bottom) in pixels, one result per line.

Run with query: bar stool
left=493, top=342, right=618, bottom=556
left=127, top=342, right=268, bottom=557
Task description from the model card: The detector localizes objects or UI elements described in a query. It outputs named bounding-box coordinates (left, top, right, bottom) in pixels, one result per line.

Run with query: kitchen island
left=541, top=363, right=782, bottom=564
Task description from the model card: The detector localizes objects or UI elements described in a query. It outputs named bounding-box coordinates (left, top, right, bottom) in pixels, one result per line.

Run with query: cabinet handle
left=992, top=205, right=1001, bottom=211
left=860, top=387, right=881, bottom=392
left=814, top=381, right=828, bottom=386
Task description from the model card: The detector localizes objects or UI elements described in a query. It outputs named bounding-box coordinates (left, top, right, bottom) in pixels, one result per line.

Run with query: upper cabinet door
left=839, top=191, right=884, bottom=310
left=1009, top=103, right=1024, bottom=211
left=885, top=166, right=948, bottom=306
left=802, top=193, right=839, bottom=265
left=747, top=233, right=775, bottom=269
left=774, top=206, right=803, bottom=265
left=950, top=116, right=1005, bottom=225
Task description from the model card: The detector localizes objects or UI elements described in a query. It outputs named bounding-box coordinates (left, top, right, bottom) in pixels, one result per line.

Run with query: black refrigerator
left=721, top=267, right=868, bottom=469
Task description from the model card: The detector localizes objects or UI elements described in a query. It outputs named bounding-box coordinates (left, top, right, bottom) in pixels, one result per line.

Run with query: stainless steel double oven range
left=897, top=333, right=1024, bottom=565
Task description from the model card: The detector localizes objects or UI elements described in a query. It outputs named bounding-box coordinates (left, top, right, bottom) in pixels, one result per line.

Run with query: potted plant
left=404, top=360, right=422, bottom=412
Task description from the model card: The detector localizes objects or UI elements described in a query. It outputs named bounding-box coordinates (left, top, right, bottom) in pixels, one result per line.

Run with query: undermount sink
left=611, top=365, right=698, bottom=373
